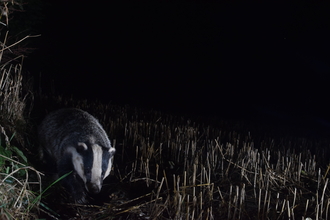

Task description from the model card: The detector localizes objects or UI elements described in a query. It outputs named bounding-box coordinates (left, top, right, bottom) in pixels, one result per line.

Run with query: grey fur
left=38, top=108, right=115, bottom=203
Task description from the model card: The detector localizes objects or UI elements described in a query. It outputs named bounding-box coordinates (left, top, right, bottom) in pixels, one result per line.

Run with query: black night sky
left=26, top=2, right=330, bottom=129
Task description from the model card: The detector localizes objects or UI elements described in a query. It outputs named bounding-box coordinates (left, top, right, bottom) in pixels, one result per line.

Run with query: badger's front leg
left=62, top=172, right=88, bottom=203
left=58, top=154, right=87, bottom=203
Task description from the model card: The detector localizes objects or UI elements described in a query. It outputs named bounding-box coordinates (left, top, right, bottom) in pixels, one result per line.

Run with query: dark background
left=25, top=1, right=330, bottom=129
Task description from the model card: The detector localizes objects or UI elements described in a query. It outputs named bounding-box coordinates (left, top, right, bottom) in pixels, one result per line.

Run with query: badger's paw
left=74, top=192, right=88, bottom=204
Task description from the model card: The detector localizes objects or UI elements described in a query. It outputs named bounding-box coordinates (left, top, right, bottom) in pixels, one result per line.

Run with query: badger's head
left=67, top=142, right=115, bottom=194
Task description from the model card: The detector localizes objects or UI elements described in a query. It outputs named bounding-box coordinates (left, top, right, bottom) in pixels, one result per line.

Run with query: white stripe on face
left=67, top=146, right=86, bottom=183
left=91, top=144, right=103, bottom=188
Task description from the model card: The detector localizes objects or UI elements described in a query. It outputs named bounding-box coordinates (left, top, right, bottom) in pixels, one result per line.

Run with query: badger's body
left=38, top=108, right=115, bottom=203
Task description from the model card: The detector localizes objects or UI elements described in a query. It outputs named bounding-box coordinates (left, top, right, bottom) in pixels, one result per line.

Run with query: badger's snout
left=86, top=181, right=102, bottom=194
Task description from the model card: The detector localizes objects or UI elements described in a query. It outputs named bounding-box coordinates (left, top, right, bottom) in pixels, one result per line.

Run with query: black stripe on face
left=102, top=148, right=115, bottom=179
left=83, top=147, right=94, bottom=182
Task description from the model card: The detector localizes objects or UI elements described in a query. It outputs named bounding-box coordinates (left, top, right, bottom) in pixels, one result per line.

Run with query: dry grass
left=0, top=0, right=327, bottom=218
left=0, top=153, right=42, bottom=220
left=0, top=1, right=42, bottom=219
left=1, top=0, right=327, bottom=219
left=35, top=97, right=330, bottom=220
left=0, top=0, right=39, bottom=147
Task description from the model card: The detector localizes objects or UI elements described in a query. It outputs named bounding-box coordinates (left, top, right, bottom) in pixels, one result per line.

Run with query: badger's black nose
left=86, top=182, right=101, bottom=194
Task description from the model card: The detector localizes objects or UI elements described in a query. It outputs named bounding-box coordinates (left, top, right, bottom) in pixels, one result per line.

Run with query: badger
left=38, top=108, right=115, bottom=203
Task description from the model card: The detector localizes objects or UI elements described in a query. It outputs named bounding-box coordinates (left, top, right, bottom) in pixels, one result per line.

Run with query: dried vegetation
left=1, top=1, right=330, bottom=219
left=0, top=1, right=41, bottom=219
left=36, top=97, right=330, bottom=220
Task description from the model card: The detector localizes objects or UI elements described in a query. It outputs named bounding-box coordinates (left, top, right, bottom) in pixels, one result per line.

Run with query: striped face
left=69, top=142, right=115, bottom=194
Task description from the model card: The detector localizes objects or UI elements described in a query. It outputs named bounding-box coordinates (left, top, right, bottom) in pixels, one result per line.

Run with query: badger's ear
left=77, top=142, right=88, bottom=153
left=108, top=147, right=116, bottom=155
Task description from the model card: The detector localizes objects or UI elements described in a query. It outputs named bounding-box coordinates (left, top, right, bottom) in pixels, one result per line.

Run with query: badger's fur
left=38, top=108, right=115, bottom=203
